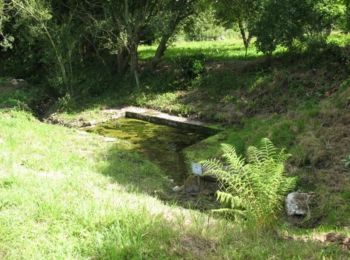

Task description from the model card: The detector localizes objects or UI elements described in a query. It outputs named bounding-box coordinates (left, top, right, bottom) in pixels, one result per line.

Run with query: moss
left=88, top=118, right=210, bottom=184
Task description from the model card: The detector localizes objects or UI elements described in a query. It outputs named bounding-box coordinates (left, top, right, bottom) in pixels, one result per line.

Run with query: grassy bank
left=42, top=36, right=350, bottom=229
left=2, top=109, right=348, bottom=258
left=1, top=34, right=350, bottom=258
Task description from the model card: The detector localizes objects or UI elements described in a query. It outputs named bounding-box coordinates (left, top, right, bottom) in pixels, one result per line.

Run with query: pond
left=87, top=118, right=211, bottom=184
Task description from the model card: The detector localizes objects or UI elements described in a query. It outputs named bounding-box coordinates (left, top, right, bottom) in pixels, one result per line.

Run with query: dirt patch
left=284, top=232, right=350, bottom=251
left=174, top=234, right=218, bottom=259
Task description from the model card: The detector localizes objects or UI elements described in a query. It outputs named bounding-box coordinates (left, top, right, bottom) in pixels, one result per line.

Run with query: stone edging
left=122, top=106, right=219, bottom=135
left=47, top=106, right=220, bottom=135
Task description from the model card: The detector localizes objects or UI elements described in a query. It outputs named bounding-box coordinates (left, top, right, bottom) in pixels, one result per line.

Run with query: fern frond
left=203, top=138, right=297, bottom=229
left=202, top=159, right=233, bottom=184
left=216, top=191, right=243, bottom=208
left=259, top=138, right=277, bottom=160
left=246, top=146, right=262, bottom=164
left=221, top=143, right=245, bottom=172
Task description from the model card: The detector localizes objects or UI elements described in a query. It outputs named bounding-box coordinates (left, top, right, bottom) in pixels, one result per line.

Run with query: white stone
left=285, top=192, right=311, bottom=216
left=191, top=163, right=203, bottom=176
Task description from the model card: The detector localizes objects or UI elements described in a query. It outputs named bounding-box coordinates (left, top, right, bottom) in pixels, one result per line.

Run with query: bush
left=174, top=54, right=206, bottom=82
left=203, top=138, right=297, bottom=229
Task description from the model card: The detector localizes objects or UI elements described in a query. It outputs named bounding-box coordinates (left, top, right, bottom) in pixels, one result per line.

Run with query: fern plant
left=203, top=138, right=296, bottom=229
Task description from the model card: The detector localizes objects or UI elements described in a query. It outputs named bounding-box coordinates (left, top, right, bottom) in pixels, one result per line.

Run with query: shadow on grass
left=93, top=118, right=220, bottom=210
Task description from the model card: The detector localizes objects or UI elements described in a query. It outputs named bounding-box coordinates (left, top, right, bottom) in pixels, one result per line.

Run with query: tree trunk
left=117, top=46, right=129, bottom=74
left=151, top=13, right=183, bottom=69
left=151, top=33, right=171, bottom=69
left=129, top=42, right=140, bottom=88
left=124, top=0, right=140, bottom=88
left=238, top=19, right=249, bottom=57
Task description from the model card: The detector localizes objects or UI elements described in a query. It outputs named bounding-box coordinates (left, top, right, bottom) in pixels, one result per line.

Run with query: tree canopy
left=1, top=0, right=348, bottom=95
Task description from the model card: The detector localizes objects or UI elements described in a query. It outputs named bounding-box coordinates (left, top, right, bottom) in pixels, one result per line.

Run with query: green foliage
left=214, top=0, right=262, bottom=53
left=342, top=154, right=350, bottom=168
left=3, top=0, right=88, bottom=96
left=203, top=139, right=297, bottom=229
left=0, top=1, right=14, bottom=51
left=254, top=0, right=346, bottom=54
left=173, top=54, right=206, bottom=86
left=183, top=6, right=224, bottom=41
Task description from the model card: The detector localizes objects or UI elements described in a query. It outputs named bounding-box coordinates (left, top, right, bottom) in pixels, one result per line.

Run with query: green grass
left=139, top=39, right=263, bottom=61
left=45, top=35, right=350, bottom=229
left=0, top=110, right=201, bottom=259
left=0, top=109, right=348, bottom=259
left=2, top=34, right=350, bottom=258
left=53, top=35, right=350, bottom=123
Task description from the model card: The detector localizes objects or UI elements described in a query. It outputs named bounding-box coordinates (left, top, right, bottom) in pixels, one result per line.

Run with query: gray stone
left=10, top=79, right=27, bottom=87
left=285, top=192, right=311, bottom=216
left=172, top=185, right=184, bottom=192
left=184, top=176, right=200, bottom=194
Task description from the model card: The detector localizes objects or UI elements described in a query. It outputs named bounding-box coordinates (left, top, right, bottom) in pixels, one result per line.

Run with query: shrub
left=174, top=54, right=206, bottom=82
left=203, top=138, right=297, bottom=229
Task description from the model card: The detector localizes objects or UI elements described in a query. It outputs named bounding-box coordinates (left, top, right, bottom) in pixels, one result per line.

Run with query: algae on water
left=88, top=118, right=210, bottom=184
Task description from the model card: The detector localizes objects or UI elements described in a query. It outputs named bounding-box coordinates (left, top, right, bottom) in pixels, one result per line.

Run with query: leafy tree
left=91, top=0, right=196, bottom=86
left=10, top=0, right=86, bottom=95
left=0, top=0, right=14, bottom=51
left=151, top=0, right=199, bottom=68
left=311, top=0, right=345, bottom=36
left=183, top=5, right=224, bottom=41
left=254, top=0, right=346, bottom=54
left=214, top=0, right=263, bottom=55
left=96, top=0, right=158, bottom=87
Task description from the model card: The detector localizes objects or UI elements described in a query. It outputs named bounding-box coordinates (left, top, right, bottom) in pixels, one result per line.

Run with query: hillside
left=1, top=38, right=350, bottom=258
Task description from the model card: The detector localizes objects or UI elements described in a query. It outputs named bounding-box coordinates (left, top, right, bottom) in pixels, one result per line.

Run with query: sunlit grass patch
left=139, top=40, right=263, bottom=61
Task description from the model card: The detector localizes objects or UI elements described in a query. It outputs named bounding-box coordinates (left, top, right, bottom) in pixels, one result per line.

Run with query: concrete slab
left=121, top=106, right=219, bottom=135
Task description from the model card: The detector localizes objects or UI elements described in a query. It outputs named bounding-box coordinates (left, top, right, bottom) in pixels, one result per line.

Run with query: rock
left=200, top=181, right=218, bottom=195
left=10, top=79, right=27, bottom=87
left=89, top=120, right=97, bottom=126
left=172, top=185, right=184, bottom=192
left=80, top=121, right=91, bottom=127
left=285, top=192, right=311, bottom=216
left=342, top=237, right=350, bottom=250
left=184, top=176, right=200, bottom=194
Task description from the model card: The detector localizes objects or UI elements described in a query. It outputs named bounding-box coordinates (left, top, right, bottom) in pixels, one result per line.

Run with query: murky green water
left=87, top=118, right=210, bottom=184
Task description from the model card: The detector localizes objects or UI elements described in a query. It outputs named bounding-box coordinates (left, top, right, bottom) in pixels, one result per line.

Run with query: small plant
left=342, top=155, right=350, bottom=168
left=203, top=138, right=296, bottom=229
left=174, top=54, right=206, bottom=81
